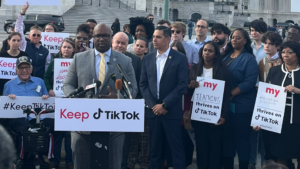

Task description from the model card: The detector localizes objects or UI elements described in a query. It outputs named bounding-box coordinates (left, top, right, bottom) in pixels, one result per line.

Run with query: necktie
left=98, top=53, right=106, bottom=83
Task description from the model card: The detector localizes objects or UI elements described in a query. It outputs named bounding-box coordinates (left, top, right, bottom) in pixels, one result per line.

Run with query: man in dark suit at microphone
left=63, top=23, right=138, bottom=169
left=140, top=26, right=189, bottom=169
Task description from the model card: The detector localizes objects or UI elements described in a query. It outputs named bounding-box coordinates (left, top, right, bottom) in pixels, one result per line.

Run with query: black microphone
left=116, top=63, right=131, bottom=85
left=93, top=79, right=102, bottom=95
left=65, top=86, right=84, bottom=98
left=73, top=90, right=88, bottom=98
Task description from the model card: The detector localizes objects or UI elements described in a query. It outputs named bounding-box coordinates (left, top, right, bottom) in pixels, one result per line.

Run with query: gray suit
left=63, top=48, right=137, bottom=169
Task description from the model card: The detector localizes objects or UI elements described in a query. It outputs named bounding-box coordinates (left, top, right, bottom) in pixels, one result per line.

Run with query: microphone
left=73, top=90, right=88, bottom=98
left=115, top=79, right=122, bottom=99
left=110, top=73, right=129, bottom=98
left=116, top=63, right=131, bottom=85
left=72, top=81, right=101, bottom=98
left=65, top=86, right=84, bottom=98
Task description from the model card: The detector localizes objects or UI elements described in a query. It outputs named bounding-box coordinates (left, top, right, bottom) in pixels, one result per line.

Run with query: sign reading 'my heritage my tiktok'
left=251, top=82, right=287, bottom=134
left=55, top=99, right=145, bottom=132
left=53, top=59, right=73, bottom=97
left=191, top=77, right=225, bottom=124
left=0, top=57, right=17, bottom=79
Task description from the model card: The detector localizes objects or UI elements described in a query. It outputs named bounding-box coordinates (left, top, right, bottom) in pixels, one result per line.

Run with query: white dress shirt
left=89, top=38, right=94, bottom=48
left=156, top=47, right=170, bottom=98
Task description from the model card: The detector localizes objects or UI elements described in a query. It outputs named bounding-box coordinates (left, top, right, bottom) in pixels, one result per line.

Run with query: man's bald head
left=93, top=23, right=112, bottom=52
left=112, top=32, right=129, bottom=54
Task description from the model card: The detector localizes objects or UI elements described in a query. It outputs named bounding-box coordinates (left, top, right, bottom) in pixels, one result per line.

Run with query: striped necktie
left=98, top=53, right=106, bottom=84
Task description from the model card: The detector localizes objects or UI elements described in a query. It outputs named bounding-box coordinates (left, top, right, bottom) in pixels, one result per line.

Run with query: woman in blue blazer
left=222, top=28, right=259, bottom=169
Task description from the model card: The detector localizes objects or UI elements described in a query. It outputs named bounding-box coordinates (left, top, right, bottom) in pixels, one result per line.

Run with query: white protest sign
left=191, top=77, right=225, bottom=124
left=251, top=82, right=287, bottom=133
left=6, top=0, right=60, bottom=6
left=0, top=57, right=17, bottom=79
left=0, top=96, right=55, bottom=119
left=41, top=32, right=69, bottom=53
left=53, top=59, right=72, bottom=97
left=55, top=99, right=145, bottom=132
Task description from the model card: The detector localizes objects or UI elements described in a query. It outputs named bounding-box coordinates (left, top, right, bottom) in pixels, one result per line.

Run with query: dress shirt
left=89, top=38, right=94, bottom=48
left=95, top=48, right=111, bottom=79
left=251, top=42, right=266, bottom=64
left=182, top=41, right=199, bottom=65
left=156, top=47, right=170, bottom=98
left=187, top=36, right=210, bottom=51
left=3, top=76, right=49, bottom=120
left=221, top=43, right=227, bottom=53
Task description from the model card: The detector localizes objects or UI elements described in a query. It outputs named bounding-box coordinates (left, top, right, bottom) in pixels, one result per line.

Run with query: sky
left=291, top=0, right=300, bottom=12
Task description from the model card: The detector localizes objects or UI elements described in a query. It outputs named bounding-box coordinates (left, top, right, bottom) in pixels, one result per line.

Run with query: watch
left=162, top=102, right=167, bottom=109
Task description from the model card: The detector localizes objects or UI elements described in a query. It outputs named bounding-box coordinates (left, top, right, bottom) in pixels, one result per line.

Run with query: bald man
left=64, top=24, right=138, bottom=169
left=112, top=32, right=142, bottom=169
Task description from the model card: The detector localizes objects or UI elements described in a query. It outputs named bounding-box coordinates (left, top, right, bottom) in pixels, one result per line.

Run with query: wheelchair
left=13, top=108, right=55, bottom=169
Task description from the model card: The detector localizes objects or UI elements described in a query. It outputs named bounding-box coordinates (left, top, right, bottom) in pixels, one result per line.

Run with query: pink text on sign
left=203, top=82, right=218, bottom=91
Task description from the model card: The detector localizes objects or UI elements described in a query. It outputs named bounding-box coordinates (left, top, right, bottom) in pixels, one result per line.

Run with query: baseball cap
left=16, top=56, right=32, bottom=67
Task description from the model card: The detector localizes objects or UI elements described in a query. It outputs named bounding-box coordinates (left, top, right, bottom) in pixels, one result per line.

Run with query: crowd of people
left=0, top=2, right=300, bottom=169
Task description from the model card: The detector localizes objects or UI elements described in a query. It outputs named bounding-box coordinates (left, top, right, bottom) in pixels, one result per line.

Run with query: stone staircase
left=62, top=0, right=163, bottom=33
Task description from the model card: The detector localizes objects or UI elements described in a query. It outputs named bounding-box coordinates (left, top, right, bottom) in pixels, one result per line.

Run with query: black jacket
left=125, top=52, right=142, bottom=98
left=266, top=64, right=300, bottom=124
left=111, top=22, right=120, bottom=35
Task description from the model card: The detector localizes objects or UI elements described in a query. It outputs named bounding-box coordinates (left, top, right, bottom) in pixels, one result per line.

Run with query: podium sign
left=55, top=98, right=145, bottom=132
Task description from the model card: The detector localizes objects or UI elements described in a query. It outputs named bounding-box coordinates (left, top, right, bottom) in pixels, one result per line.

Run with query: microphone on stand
left=115, top=79, right=122, bottom=99
left=110, top=73, right=128, bottom=98
left=65, top=86, right=84, bottom=98
left=71, top=81, right=101, bottom=98
left=116, top=64, right=132, bottom=99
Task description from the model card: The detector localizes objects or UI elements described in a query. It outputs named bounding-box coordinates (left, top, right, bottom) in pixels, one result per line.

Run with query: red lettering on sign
left=61, top=62, right=71, bottom=67
left=203, top=82, right=218, bottom=91
left=266, top=88, right=280, bottom=97
left=60, top=109, right=89, bottom=122
left=44, top=34, right=64, bottom=44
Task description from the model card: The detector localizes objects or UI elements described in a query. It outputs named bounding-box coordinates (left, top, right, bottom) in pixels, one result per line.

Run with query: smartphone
left=80, top=43, right=86, bottom=52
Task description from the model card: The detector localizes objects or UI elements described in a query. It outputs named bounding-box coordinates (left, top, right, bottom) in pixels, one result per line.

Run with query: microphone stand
left=122, top=79, right=132, bottom=99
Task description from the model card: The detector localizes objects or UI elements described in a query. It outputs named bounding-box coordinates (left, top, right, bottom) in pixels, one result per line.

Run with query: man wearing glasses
left=15, top=2, right=50, bottom=79
left=147, top=14, right=154, bottom=23
left=171, top=22, right=199, bottom=65
left=286, top=25, right=300, bottom=43
left=64, top=23, right=137, bottom=169
left=187, top=19, right=211, bottom=51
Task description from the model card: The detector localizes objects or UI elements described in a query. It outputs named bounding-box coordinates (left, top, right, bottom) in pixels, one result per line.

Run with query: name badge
left=36, top=85, right=41, bottom=93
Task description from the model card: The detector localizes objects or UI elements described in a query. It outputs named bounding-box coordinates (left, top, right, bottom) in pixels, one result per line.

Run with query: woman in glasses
left=0, top=32, right=29, bottom=95
left=43, top=23, right=59, bottom=33
left=75, top=24, right=90, bottom=54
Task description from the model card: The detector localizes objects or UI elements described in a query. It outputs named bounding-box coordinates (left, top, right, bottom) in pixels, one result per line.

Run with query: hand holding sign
left=189, top=80, right=200, bottom=88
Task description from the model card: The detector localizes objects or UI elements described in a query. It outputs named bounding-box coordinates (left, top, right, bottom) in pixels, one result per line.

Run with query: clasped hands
left=152, top=104, right=167, bottom=116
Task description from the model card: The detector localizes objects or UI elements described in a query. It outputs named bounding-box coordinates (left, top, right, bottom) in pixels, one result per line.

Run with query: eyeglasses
left=76, top=36, right=89, bottom=41
left=17, top=66, right=31, bottom=71
left=45, top=28, right=54, bottom=31
left=11, top=39, right=21, bottom=42
left=196, top=25, right=207, bottom=29
left=32, top=34, right=41, bottom=37
left=288, top=32, right=298, bottom=37
left=148, top=18, right=154, bottom=20
left=93, top=34, right=111, bottom=39
left=171, top=30, right=181, bottom=34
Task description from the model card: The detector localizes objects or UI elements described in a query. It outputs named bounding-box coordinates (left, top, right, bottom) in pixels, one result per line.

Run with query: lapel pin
left=169, top=56, right=172, bottom=59
left=113, top=58, right=116, bottom=61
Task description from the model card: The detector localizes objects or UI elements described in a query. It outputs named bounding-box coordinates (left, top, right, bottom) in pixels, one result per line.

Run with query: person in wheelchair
left=3, top=56, right=54, bottom=169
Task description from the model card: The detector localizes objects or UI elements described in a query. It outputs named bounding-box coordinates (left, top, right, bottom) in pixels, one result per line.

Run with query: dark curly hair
left=76, top=24, right=90, bottom=36
left=129, top=17, right=154, bottom=40
left=262, top=32, right=283, bottom=47
left=210, top=23, right=231, bottom=36
left=222, top=28, right=254, bottom=58
left=279, top=41, right=300, bottom=65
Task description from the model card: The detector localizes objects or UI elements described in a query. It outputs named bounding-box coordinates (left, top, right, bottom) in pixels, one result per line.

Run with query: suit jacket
left=140, top=49, right=189, bottom=119
left=125, top=52, right=142, bottom=98
left=63, top=49, right=138, bottom=130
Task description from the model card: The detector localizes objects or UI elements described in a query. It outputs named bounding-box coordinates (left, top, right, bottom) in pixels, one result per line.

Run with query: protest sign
left=191, top=77, right=225, bottom=124
left=0, top=96, right=55, bottom=119
left=41, top=32, right=69, bottom=53
left=55, top=99, right=145, bottom=132
left=251, top=82, right=287, bottom=133
left=53, top=59, right=72, bottom=97
left=0, top=57, right=17, bottom=79
left=6, top=0, right=60, bottom=6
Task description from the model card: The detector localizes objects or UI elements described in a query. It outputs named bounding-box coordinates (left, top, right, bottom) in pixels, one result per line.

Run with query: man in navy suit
left=140, top=26, right=189, bottom=169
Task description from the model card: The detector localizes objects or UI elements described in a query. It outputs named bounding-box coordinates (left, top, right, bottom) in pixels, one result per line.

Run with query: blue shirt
left=3, top=76, right=49, bottom=120
left=187, top=36, right=210, bottom=51
left=182, top=41, right=199, bottom=65
left=95, top=48, right=111, bottom=79
left=251, top=42, right=266, bottom=64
